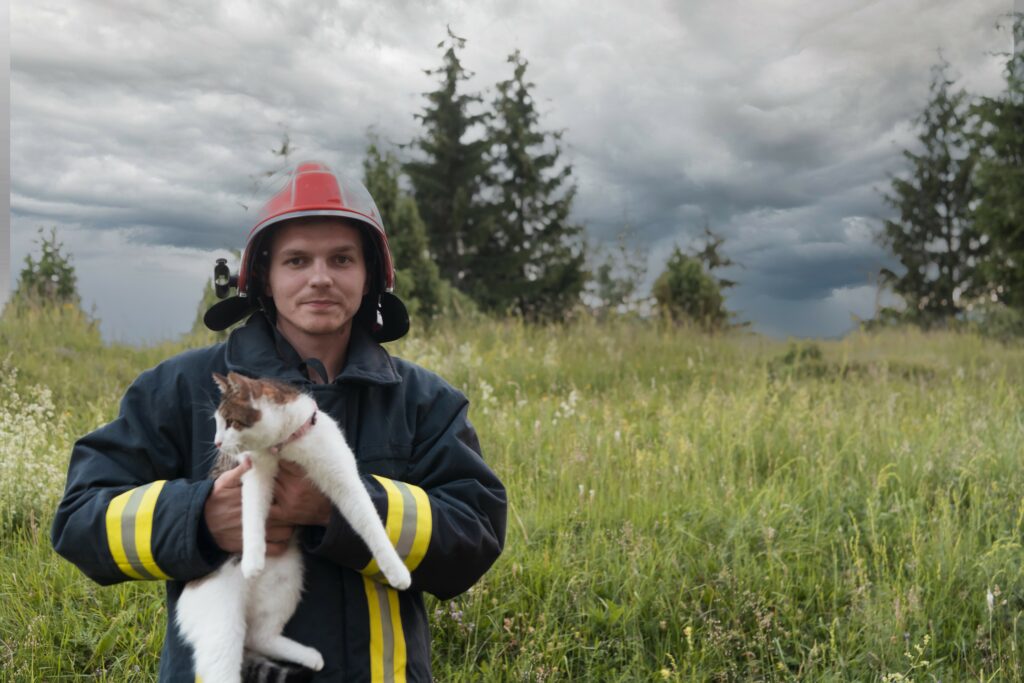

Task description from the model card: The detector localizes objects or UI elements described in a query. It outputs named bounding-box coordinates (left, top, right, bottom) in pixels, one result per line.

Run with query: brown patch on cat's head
left=212, top=373, right=304, bottom=431
left=213, top=372, right=261, bottom=429
left=255, top=377, right=302, bottom=405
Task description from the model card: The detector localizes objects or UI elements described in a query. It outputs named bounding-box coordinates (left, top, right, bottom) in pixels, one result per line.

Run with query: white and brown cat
left=176, top=372, right=410, bottom=682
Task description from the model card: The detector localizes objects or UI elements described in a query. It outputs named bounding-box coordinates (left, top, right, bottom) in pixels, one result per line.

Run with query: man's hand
left=203, top=458, right=295, bottom=557
left=269, top=460, right=332, bottom=527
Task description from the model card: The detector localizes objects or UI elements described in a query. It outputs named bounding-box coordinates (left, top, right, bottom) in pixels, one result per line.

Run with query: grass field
left=2, top=305, right=1023, bottom=681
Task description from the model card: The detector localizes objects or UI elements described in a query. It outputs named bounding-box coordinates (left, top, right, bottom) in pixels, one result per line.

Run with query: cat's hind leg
left=177, top=560, right=246, bottom=683
left=246, top=634, right=324, bottom=672
left=300, top=447, right=412, bottom=590
left=334, top=478, right=412, bottom=590
left=245, top=544, right=323, bottom=670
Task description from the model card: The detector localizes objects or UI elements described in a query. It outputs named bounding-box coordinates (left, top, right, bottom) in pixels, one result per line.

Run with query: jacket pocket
left=355, top=441, right=412, bottom=480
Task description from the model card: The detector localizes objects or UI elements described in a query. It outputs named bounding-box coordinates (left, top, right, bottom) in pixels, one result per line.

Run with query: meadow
left=1, top=305, right=1023, bottom=681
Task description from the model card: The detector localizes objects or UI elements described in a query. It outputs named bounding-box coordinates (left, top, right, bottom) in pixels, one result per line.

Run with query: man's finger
left=216, top=457, right=253, bottom=489
left=266, top=528, right=295, bottom=544
left=266, top=513, right=292, bottom=529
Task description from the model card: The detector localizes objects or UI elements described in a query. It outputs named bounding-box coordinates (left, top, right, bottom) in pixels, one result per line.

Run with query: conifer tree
left=588, top=228, right=649, bottom=320
left=364, top=143, right=448, bottom=319
left=404, top=28, right=491, bottom=289
left=878, top=62, right=986, bottom=326
left=972, top=16, right=1024, bottom=310
left=691, top=223, right=738, bottom=292
left=14, top=227, right=80, bottom=307
left=480, top=50, right=586, bottom=320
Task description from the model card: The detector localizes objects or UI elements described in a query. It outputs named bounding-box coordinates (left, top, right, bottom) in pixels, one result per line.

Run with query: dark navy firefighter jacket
left=51, top=313, right=507, bottom=682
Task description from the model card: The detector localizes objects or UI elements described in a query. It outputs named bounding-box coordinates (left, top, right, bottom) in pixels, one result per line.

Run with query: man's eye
left=285, top=257, right=305, bottom=266
left=334, top=255, right=353, bottom=265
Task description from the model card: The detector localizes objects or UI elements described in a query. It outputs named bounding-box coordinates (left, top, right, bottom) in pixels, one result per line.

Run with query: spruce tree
left=480, top=50, right=586, bottom=320
left=972, top=16, right=1024, bottom=310
left=404, top=28, right=491, bottom=290
left=364, top=143, right=447, bottom=320
left=14, top=227, right=80, bottom=307
left=878, top=62, right=986, bottom=326
left=588, top=229, right=649, bottom=320
left=690, top=223, right=737, bottom=290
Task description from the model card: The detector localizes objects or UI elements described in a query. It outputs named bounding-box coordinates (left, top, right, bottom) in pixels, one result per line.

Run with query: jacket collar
left=225, top=312, right=402, bottom=386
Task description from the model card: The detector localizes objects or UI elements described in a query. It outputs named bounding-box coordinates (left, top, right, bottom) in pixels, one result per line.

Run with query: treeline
left=875, top=16, right=1024, bottom=338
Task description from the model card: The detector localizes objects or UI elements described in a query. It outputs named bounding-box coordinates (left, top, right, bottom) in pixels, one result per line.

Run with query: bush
left=966, top=302, right=1024, bottom=343
left=12, top=227, right=80, bottom=308
left=652, top=247, right=727, bottom=330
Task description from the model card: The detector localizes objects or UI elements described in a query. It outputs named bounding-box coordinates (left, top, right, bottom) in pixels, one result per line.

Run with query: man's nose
left=309, top=259, right=331, bottom=284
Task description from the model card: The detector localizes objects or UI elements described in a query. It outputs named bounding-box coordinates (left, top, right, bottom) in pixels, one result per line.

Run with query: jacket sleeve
left=305, top=384, right=507, bottom=600
left=50, top=363, right=226, bottom=585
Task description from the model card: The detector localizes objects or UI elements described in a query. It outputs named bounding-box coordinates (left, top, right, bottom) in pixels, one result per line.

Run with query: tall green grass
left=2, top=308, right=1022, bottom=681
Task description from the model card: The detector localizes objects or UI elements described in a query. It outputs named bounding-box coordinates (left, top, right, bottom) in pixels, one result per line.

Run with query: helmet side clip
left=213, top=258, right=239, bottom=299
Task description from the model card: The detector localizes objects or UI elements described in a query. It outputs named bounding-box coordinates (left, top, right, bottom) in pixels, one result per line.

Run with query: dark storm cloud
left=741, top=241, right=885, bottom=302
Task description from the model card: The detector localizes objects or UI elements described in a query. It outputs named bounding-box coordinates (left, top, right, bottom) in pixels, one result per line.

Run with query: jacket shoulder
left=389, top=356, right=465, bottom=403
left=134, top=343, right=229, bottom=390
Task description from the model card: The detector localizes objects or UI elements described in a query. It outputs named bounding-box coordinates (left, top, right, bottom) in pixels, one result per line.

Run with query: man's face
left=266, top=218, right=369, bottom=345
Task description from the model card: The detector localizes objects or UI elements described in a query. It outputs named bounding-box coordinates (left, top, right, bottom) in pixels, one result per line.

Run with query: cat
left=176, top=372, right=411, bottom=683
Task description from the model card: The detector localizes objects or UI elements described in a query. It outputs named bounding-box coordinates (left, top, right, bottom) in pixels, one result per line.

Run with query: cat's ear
left=226, top=371, right=249, bottom=388
left=212, top=373, right=230, bottom=394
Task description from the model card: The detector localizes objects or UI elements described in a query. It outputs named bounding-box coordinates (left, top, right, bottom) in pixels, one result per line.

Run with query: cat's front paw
left=240, top=551, right=265, bottom=579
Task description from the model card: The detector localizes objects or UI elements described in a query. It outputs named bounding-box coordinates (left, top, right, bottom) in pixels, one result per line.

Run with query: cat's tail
left=242, top=655, right=318, bottom=682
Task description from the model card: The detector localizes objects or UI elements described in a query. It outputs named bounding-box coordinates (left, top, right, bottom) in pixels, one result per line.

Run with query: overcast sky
left=10, top=0, right=1013, bottom=344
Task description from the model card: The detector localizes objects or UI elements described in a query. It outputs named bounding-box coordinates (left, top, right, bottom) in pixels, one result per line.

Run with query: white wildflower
left=0, top=358, right=71, bottom=529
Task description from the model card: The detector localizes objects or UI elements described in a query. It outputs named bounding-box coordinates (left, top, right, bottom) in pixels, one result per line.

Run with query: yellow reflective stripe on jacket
left=403, top=484, right=431, bottom=571
left=361, top=476, right=432, bottom=580
left=363, top=576, right=407, bottom=683
left=104, top=481, right=171, bottom=580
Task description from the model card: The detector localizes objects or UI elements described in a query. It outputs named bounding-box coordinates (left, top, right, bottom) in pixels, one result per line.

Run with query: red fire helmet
left=237, top=160, right=395, bottom=296
left=203, top=160, right=408, bottom=342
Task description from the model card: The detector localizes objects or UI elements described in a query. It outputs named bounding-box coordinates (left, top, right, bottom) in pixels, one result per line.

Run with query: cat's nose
left=214, top=440, right=222, bottom=449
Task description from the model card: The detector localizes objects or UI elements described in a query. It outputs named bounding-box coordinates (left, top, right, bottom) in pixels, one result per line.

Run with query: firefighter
left=52, top=160, right=507, bottom=682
